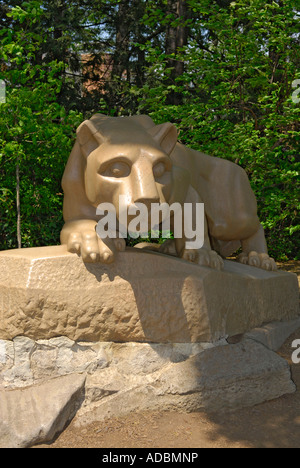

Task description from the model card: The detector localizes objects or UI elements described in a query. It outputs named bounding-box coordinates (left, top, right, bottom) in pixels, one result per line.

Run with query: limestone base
left=0, top=318, right=299, bottom=447
left=0, top=246, right=299, bottom=342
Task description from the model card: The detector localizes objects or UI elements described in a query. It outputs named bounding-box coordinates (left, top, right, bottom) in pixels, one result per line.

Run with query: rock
left=0, top=373, right=86, bottom=448
left=0, top=245, right=298, bottom=446
left=75, top=339, right=296, bottom=426
left=245, top=317, right=300, bottom=351
left=0, top=337, right=35, bottom=387
left=0, top=337, right=108, bottom=388
left=0, top=337, right=226, bottom=389
left=0, top=246, right=298, bottom=343
left=0, top=340, right=14, bottom=371
left=0, top=324, right=297, bottom=443
left=155, top=339, right=296, bottom=412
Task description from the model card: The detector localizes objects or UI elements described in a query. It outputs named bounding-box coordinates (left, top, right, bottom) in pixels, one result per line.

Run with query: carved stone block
left=0, top=246, right=298, bottom=342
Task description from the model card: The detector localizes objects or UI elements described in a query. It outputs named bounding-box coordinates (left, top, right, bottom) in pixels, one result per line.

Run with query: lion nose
left=134, top=197, right=160, bottom=210
left=132, top=174, right=160, bottom=206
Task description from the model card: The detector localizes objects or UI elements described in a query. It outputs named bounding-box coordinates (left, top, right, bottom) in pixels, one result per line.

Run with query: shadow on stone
left=84, top=248, right=191, bottom=342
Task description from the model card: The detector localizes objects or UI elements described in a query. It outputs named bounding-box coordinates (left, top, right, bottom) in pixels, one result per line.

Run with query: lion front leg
left=238, top=224, right=277, bottom=271
left=61, top=219, right=126, bottom=264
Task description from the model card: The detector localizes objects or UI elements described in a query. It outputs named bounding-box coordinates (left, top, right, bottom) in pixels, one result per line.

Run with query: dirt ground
left=35, top=261, right=300, bottom=449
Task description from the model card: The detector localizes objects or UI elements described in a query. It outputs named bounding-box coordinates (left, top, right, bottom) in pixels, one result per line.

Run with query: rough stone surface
left=0, top=373, right=86, bottom=448
left=0, top=246, right=298, bottom=343
left=245, top=317, right=300, bottom=351
left=0, top=245, right=298, bottom=447
left=0, top=319, right=298, bottom=447
left=0, top=335, right=226, bottom=389
left=75, top=339, right=296, bottom=426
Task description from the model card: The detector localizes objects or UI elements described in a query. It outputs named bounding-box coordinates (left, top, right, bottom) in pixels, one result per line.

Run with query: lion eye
left=112, top=167, right=122, bottom=176
left=102, top=161, right=130, bottom=178
left=153, top=162, right=165, bottom=179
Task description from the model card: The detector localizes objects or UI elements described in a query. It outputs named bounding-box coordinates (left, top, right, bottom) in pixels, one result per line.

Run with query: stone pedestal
left=0, top=245, right=299, bottom=447
left=0, top=246, right=298, bottom=343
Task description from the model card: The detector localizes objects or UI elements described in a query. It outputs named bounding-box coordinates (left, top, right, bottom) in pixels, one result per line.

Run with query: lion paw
left=61, top=220, right=126, bottom=264
left=238, top=251, right=277, bottom=271
left=159, top=239, right=177, bottom=256
left=181, top=247, right=224, bottom=270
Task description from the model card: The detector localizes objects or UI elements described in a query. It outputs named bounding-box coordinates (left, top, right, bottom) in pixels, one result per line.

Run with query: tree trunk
left=112, top=0, right=130, bottom=80
left=16, top=157, right=21, bottom=249
left=165, top=0, right=189, bottom=105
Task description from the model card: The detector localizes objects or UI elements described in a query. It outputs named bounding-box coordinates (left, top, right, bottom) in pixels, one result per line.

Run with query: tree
left=0, top=1, right=81, bottom=250
left=134, top=0, right=300, bottom=259
left=164, top=0, right=190, bottom=105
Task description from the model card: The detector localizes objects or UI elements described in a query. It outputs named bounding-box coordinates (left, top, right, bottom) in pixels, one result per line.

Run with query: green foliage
left=126, top=230, right=174, bottom=247
left=133, top=0, right=300, bottom=260
left=0, top=1, right=82, bottom=250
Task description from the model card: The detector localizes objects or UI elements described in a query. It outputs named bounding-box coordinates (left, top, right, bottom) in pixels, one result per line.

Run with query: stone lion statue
left=60, top=114, right=276, bottom=271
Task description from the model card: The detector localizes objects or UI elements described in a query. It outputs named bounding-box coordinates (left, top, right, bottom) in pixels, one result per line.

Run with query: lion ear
left=148, top=122, right=178, bottom=154
left=76, top=120, right=106, bottom=158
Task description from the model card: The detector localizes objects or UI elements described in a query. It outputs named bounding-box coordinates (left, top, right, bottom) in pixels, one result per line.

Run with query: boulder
left=0, top=323, right=299, bottom=446
left=0, top=373, right=86, bottom=448
left=73, top=339, right=297, bottom=426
